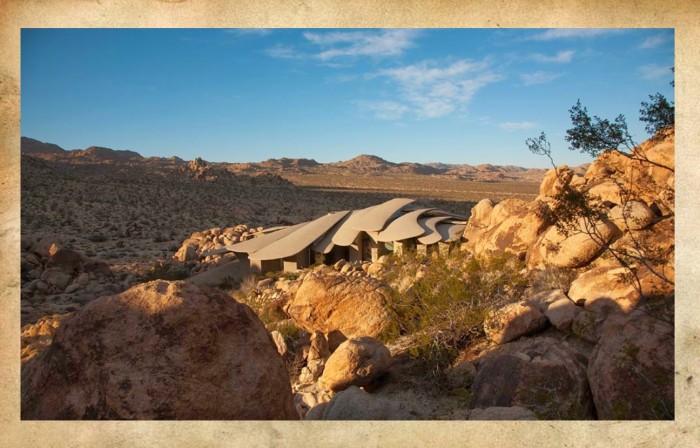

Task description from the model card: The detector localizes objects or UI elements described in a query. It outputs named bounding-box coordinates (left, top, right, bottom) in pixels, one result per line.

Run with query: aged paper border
left=1, top=1, right=698, bottom=446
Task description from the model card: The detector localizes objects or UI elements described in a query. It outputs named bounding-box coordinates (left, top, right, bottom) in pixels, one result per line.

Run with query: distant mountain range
left=21, top=137, right=590, bottom=182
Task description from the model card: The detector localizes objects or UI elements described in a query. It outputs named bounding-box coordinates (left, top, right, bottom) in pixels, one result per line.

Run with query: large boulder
left=46, top=248, right=84, bottom=272
left=489, top=199, right=529, bottom=228
left=587, top=181, right=624, bottom=206
left=40, top=268, right=72, bottom=292
left=568, top=266, right=637, bottom=313
left=21, top=281, right=297, bottom=420
left=540, top=165, right=573, bottom=197
left=472, top=203, right=550, bottom=258
left=320, top=337, right=392, bottom=392
left=484, top=302, right=548, bottom=345
left=471, top=338, right=593, bottom=419
left=468, top=198, right=495, bottom=229
left=527, top=218, right=619, bottom=269
left=544, top=298, right=582, bottom=332
left=608, top=201, right=656, bottom=232
left=284, top=271, right=393, bottom=339
left=313, top=386, right=412, bottom=420
left=587, top=312, right=674, bottom=419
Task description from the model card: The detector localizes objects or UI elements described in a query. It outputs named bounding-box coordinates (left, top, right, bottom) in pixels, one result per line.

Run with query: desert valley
left=20, top=129, right=674, bottom=420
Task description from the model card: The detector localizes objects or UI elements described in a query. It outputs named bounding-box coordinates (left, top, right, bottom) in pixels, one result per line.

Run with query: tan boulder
left=320, top=337, right=392, bottom=392
left=22, top=280, right=297, bottom=420
left=489, top=199, right=528, bottom=228
left=608, top=201, right=656, bottom=231
left=584, top=159, right=616, bottom=184
left=473, top=202, right=550, bottom=257
left=175, top=244, right=198, bottom=262
left=523, top=289, right=569, bottom=311
left=468, top=198, right=495, bottom=229
left=568, top=266, right=636, bottom=313
left=587, top=312, right=674, bottom=419
left=284, top=271, right=393, bottom=339
left=540, top=165, right=573, bottom=197
left=316, top=386, right=412, bottom=420
left=568, top=265, right=672, bottom=315
left=587, top=181, right=624, bottom=206
left=544, top=298, right=581, bottom=332
left=484, top=302, right=548, bottom=345
left=367, top=262, right=386, bottom=278
left=528, top=218, right=618, bottom=269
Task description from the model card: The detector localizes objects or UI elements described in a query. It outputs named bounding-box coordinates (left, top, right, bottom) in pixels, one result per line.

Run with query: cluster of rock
left=173, top=224, right=264, bottom=268
left=20, top=236, right=136, bottom=326
left=461, top=128, right=675, bottom=420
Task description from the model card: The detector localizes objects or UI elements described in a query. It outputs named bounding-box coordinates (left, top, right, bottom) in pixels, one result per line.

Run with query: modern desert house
left=203, top=198, right=467, bottom=275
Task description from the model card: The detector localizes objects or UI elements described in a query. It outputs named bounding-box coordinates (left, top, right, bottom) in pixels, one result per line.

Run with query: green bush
left=381, top=249, right=527, bottom=381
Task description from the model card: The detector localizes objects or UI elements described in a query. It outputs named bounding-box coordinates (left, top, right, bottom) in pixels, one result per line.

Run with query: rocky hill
left=22, top=137, right=570, bottom=182
left=20, top=137, right=66, bottom=155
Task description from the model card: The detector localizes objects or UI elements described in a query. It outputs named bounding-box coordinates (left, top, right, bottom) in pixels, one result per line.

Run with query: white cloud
left=521, top=71, right=563, bottom=86
left=639, top=34, right=669, bottom=49
left=498, top=122, right=538, bottom=132
left=361, top=59, right=504, bottom=120
left=530, top=29, right=626, bottom=41
left=224, top=29, right=273, bottom=36
left=356, top=101, right=410, bottom=120
left=531, top=50, right=575, bottom=63
left=638, top=63, right=672, bottom=80
left=303, top=29, right=422, bottom=60
left=265, top=44, right=297, bottom=59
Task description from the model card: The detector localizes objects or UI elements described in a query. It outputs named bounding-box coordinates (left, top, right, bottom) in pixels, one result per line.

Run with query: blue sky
left=21, top=28, right=674, bottom=168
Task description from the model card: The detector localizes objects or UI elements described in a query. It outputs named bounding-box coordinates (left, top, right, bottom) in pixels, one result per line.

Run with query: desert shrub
left=89, top=234, right=107, bottom=243
left=153, top=234, right=167, bottom=243
left=382, top=249, right=527, bottom=382
left=144, top=261, right=189, bottom=281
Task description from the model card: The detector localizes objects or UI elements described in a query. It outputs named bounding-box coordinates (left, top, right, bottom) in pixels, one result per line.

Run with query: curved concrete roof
left=256, top=225, right=288, bottom=234
left=432, top=209, right=472, bottom=221
left=331, top=207, right=374, bottom=246
left=416, top=216, right=452, bottom=245
left=436, top=223, right=466, bottom=243
left=375, top=208, right=434, bottom=242
left=352, top=198, right=415, bottom=232
left=312, top=210, right=353, bottom=254
left=250, top=211, right=350, bottom=261
left=224, top=223, right=307, bottom=254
